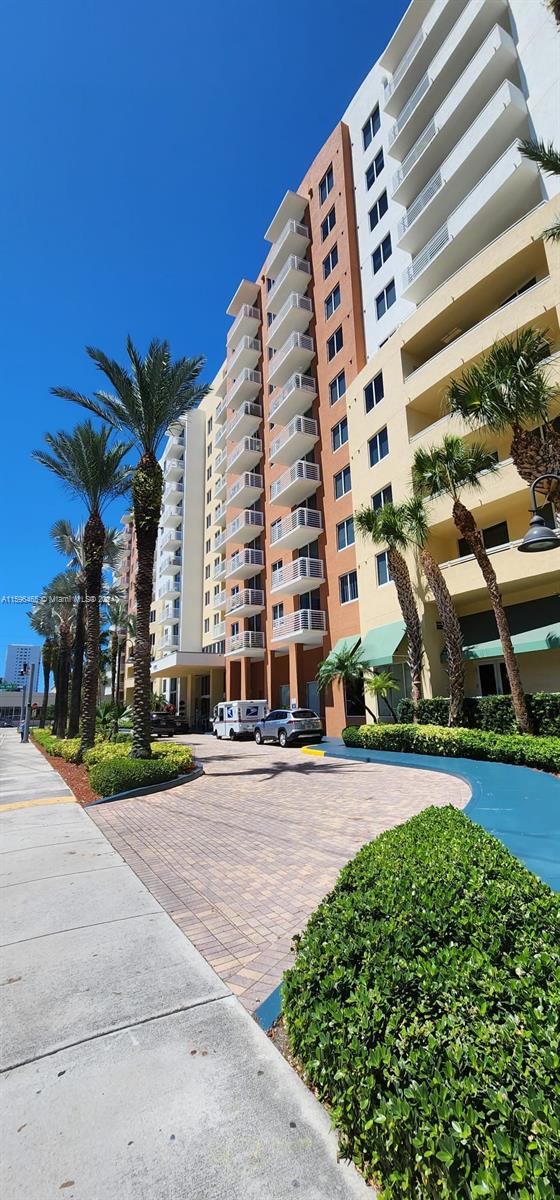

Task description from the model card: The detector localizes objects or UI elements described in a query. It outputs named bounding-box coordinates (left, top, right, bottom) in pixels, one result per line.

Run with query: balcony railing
left=226, top=548, right=265, bottom=577
left=384, top=26, right=425, bottom=101
left=160, top=552, right=182, bottom=570
left=213, top=589, right=226, bottom=609
left=227, top=304, right=260, bottom=347
left=225, top=510, right=264, bottom=541
left=270, top=557, right=324, bottom=593
left=270, top=459, right=320, bottom=503
left=268, top=332, right=315, bottom=388
left=271, top=609, right=327, bottom=641
left=157, top=579, right=181, bottom=598
left=270, top=415, right=319, bottom=464
left=226, top=588, right=265, bottom=615
left=267, top=293, right=313, bottom=348
left=225, top=630, right=266, bottom=656
left=227, top=472, right=264, bottom=507
left=162, top=602, right=181, bottom=621
left=225, top=402, right=263, bottom=441
left=226, top=368, right=262, bottom=409
left=404, top=220, right=450, bottom=286
left=269, top=373, right=316, bottom=423
left=215, top=447, right=228, bottom=473
left=164, top=479, right=184, bottom=496
left=265, top=219, right=309, bottom=277
left=398, top=169, right=443, bottom=237
left=161, top=634, right=180, bottom=650
left=270, top=506, right=323, bottom=545
left=392, top=118, right=437, bottom=192
left=389, top=71, right=430, bottom=146
left=213, top=559, right=226, bottom=580
left=266, top=256, right=311, bottom=310
left=227, top=436, right=263, bottom=473
left=213, top=621, right=226, bottom=640
left=227, top=336, right=261, bottom=377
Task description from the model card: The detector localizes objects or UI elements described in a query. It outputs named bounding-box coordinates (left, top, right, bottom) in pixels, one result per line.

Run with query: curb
left=89, top=762, right=204, bottom=806
left=253, top=982, right=283, bottom=1031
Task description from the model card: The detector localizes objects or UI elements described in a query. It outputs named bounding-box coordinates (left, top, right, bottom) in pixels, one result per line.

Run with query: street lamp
left=518, top=474, right=560, bottom=553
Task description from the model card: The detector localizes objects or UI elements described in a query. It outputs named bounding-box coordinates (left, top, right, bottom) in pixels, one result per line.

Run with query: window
left=339, top=569, right=358, bottom=604
left=376, top=550, right=391, bottom=586
left=204, top=618, right=210, bottom=634
left=327, top=325, right=343, bottom=361
left=150, top=608, right=156, bottom=623
left=362, top=105, right=380, bottom=150
left=323, top=244, right=338, bottom=279
left=325, top=283, right=341, bottom=321
left=205, top=538, right=211, bottom=554
left=213, top=584, right=220, bottom=596
left=336, top=516, right=355, bottom=550
left=319, top=164, right=334, bottom=204
left=206, top=513, right=211, bottom=529
left=205, top=564, right=210, bottom=579
left=207, top=417, right=213, bottom=434
left=321, top=205, right=336, bottom=241
left=369, top=189, right=388, bottom=231
left=368, top=426, right=389, bottom=467
left=372, top=483, right=393, bottom=511
left=478, top=662, right=511, bottom=696
left=206, top=489, right=211, bottom=504
left=365, top=148, right=384, bottom=190
left=329, top=369, right=346, bottom=405
left=207, top=441, right=212, bottom=457
left=364, top=370, right=384, bottom=413
left=375, top=279, right=396, bottom=319
left=207, top=466, right=212, bottom=481
left=334, top=464, right=352, bottom=499
left=231, top=622, right=239, bottom=637
left=372, top=233, right=392, bottom=275
left=204, top=590, right=210, bottom=606
left=272, top=603, right=284, bottom=624
left=458, top=521, right=509, bottom=559
left=331, top=416, right=348, bottom=452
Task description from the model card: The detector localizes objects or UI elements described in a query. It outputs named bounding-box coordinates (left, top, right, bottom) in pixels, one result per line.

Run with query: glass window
left=376, top=550, right=391, bottom=586
left=375, top=279, right=396, bottom=320
left=362, top=105, right=380, bottom=150
left=323, top=244, right=338, bottom=279
left=364, top=370, right=384, bottom=413
left=204, top=590, right=210, bottom=606
left=325, top=283, right=341, bottom=320
left=327, top=325, right=343, bottom=361
left=334, top=464, right=352, bottom=499
left=369, top=189, right=388, bottom=231
left=336, top=516, right=355, bottom=550
left=272, top=603, right=284, bottom=624
left=329, top=370, right=346, bottom=405
left=458, top=520, right=509, bottom=558
left=205, top=564, right=210, bottom=579
left=365, top=148, right=384, bottom=190
left=321, top=205, right=336, bottom=242
left=339, top=570, right=358, bottom=604
left=207, top=465, right=212, bottom=480
left=372, top=233, right=392, bottom=275
left=207, top=417, right=213, bottom=434
left=319, top=164, right=334, bottom=205
left=331, top=416, right=348, bottom=452
left=368, top=426, right=389, bottom=467
left=372, top=483, right=393, bottom=511
left=204, top=618, right=210, bottom=633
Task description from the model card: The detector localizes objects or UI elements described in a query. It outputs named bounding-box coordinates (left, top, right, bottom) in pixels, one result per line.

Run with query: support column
left=288, top=643, right=304, bottom=710
left=240, top=656, right=251, bottom=700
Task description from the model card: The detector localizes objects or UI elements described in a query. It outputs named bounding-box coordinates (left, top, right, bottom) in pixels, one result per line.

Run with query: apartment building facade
left=151, top=0, right=559, bottom=734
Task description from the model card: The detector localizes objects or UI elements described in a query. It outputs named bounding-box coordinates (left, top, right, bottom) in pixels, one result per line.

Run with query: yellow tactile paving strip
left=0, top=796, right=76, bottom=812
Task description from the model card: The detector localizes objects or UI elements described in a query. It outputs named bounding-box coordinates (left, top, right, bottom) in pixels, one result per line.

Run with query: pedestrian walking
left=19, top=720, right=25, bottom=742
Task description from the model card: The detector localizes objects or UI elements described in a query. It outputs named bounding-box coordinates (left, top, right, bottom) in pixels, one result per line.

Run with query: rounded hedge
left=342, top=723, right=560, bottom=774
left=87, top=756, right=183, bottom=797
left=283, top=807, right=560, bottom=1199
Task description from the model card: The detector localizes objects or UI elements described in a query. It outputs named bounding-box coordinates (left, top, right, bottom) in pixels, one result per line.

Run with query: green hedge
left=33, top=729, right=194, bottom=797
left=342, top=723, right=560, bottom=773
left=283, top=807, right=560, bottom=1199
left=87, top=756, right=183, bottom=797
left=397, top=692, right=560, bottom=736
left=32, top=730, right=81, bottom=763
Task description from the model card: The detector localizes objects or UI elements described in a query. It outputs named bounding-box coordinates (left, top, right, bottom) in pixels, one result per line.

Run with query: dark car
left=149, top=712, right=177, bottom=738
left=254, top=708, right=323, bottom=748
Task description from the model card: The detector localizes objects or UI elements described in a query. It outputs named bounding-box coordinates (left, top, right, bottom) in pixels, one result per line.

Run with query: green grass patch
left=342, top=723, right=560, bottom=774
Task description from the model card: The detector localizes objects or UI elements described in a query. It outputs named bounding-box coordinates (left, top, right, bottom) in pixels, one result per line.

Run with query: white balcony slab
left=269, top=416, right=319, bottom=467
left=227, top=336, right=261, bottom=379
left=225, top=402, right=262, bottom=442
left=162, top=504, right=183, bottom=529
left=224, top=510, right=264, bottom=545
left=226, top=548, right=265, bottom=580
left=226, top=368, right=262, bottom=411
left=271, top=609, right=327, bottom=646
left=270, top=374, right=317, bottom=425
left=160, top=552, right=182, bottom=575
left=227, top=304, right=260, bottom=350
left=267, top=294, right=313, bottom=350
left=225, top=631, right=266, bottom=657
left=266, top=257, right=311, bottom=311
left=270, top=507, right=323, bottom=550
left=270, top=460, right=320, bottom=506
left=227, top=436, right=262, bottom=474
left=268, top=333, right=315, bottom=390
left=226, top=589, right=265, bottom=618
left=164, top=436, right=185, bottom=460
left=270, top=557, right=325, bottom=597
left=226, top=472, right=264, bottom=509
left=265, top=220, right=310, bottom=280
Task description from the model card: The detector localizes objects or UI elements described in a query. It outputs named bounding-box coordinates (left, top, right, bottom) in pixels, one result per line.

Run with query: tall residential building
left=152, top=0, right=559, bottom=734
left=4, top=644, right=41, bottom=686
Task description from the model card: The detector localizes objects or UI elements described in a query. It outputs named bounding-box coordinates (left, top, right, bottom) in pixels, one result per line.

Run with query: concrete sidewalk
left=0, top=731, right=371, bottom=1200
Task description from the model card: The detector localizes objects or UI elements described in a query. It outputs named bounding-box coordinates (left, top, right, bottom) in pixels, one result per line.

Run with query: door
left=306, top=681, right=320, bottom=715
left=278, top=684, right=290, bottom=709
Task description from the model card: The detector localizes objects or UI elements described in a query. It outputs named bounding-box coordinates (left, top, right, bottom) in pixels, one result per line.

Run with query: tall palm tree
left=446, top=328, right=560, bottom=512
left=519, top=139, right=560, bottom=242
left=402, top=496, right=466, bottom=726
left=28, top=598, right=57, bottom=728
left=354, top=503, right=424, bottom=707
left=33, top=423, right=131, bottom=755
left=316, top=643, right=376, bottom=723
left=44, top=572, right=78, bottom=737
left=52, top=337, right=208, bottom=757
left=412, top=435, right=532, bottom=733
left=106, top=597, right=129, bottom=702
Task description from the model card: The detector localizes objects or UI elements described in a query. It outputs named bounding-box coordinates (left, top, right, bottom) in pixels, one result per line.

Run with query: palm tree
left=33, top=423, right=131, bottom=755
left=52, top=337, right=208, bottom=757
left=365, top=670, right=400, bottom=722
left=45, top=572, right=78, bottom=737
left=354, top=503, right=424, bottom=707
left=402, top=496, right=466, bottom=725
left=446, top=328, right=560, bottom=513
left=28, top=599, right=57, bottom=728
left=316, top=642, right=376, bottom=723
left=106, top=597, right=129, bottom=702
left=412, top=435, right=533, bottom=733
left=519, top=139, right=560, bottom=242
left=118, top=612, right=137, bottom=704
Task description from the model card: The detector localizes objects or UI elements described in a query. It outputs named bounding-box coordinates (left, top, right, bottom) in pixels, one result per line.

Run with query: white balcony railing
left=404, top=221, right=450, bottom=286
left=398, top=169, right=443, bottom=237
left=227, top=336, right=261, bottom=377
left=225, top=510, right=264, bottom=540
left=227, top=369, right=262, bottom=408
left=213, top=622, right=226, bottom=640
left=225, top=402, right=263, bottom=441
left=227, top=436, right=263, bottom=472
left=270, top=459, right=320, bottom=503
left=213, top=589, right=226, bottom=609
left=392, top=117, right=437, bottom=192
left=269, top=373, right=316, bottom=423
left=226, top=548, right=265, bottom=576
left=270, top=557, right=324, bottom=592
left=227, top=472, right=264, bottom=506
left=226, top=588, right=265, bottom=614
left=161, top=634, right=180, bottom=650
left=272, top=609, right=327, bottom=639
left=389, top=71, right=430, bottom=146
left=270, top=415, right=319, bottom=463
left=384, top=26, right=425, bottom=101
left=213, top=559, right=226, bottom=580
left=266, top=256, right=311, bottom=310
left=227, top=304, right=260, bottom=347
left=225, top=630, right=266, bottom=656
left=270, top=506, right=323, bottom=545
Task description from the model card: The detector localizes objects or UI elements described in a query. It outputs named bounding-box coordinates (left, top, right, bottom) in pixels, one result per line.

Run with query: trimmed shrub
left=88, top=757, right=181, bottom=798
left=396, top=693, right=560, bottom=737
left=531, top=692, right=560, bottom=737
left=342, top=723, right=560, bottom=773
left=83, top=740, right=193, bottom=772
left=32, top=730, right=81, bottom=763
left=283, top=807, right=560, bottom=1199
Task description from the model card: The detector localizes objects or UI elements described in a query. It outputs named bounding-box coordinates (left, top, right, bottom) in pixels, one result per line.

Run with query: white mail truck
left=212, top=700, right=268, bottom=740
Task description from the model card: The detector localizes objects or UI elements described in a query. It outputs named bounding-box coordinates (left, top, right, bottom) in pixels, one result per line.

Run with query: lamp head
left=518, top=511, right=560, bottom=553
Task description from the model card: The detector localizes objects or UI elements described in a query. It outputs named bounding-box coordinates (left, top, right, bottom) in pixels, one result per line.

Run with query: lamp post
left=517, top=474, right=560, bottom=553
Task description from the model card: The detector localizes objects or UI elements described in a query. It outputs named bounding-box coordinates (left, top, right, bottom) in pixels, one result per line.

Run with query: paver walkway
left=0, top=730, right=371, bottom=1199
left=91, top=733, right=469, bottom=1012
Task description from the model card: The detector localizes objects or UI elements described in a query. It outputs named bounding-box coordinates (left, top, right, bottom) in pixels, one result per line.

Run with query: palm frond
left=412, top=435, right=499, bottom=500
left=33, top=421, right=132, bottom=514
left=446, top=327, right=555, bottom=433
left=519, top=138, right=560, bottom=177
left=354, top=501, right=410, bottom=551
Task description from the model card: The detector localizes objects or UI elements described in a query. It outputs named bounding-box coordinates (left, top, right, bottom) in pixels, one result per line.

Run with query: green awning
left=325, top=634, right=361, bottom=662
left=359, top=621, right=406, bottom=668
left=463, top=624, right=560, bottom=660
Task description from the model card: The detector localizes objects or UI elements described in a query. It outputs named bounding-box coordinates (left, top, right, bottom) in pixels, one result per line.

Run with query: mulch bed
left=32, top=739, right=100, bottom=806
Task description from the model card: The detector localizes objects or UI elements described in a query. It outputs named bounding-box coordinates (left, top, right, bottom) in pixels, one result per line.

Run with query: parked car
left=149, top=711, right=177, bottom=738
left=254, top=709, right=323, bottom=748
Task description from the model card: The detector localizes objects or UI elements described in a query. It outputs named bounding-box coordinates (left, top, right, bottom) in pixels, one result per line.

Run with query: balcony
left=215, top=421, right=227, bottom=448
left=226, top=472, right=264, bottom=509
left=227, top=436, right=262, bottom=474
left=227, top=336, right=261, bottom=378
left=270, top=460, right=320, bottom=506
left=161, top=504, right=183, bottom=528
left=164, top=457, right=184, bottom=482
left=226, top=368, right=262, bottom=411
left=226, top=588, right=265, bottom=617
left=215, top=474, right=227, bottom=500
left=165, top=434, right=185, bottom=459
left=396, top=81, right=527, bottom=254
left=225, top=630, right=266, bottom=659
left=227, top=304, right=260, bottom=349
left=382, top=0, right=460, bottom=116
left=224, top=510, right=264, bottom=544
left=214, top=502, right=227, bottom=528
left=160, top=529, right=182, bottom=552
left=213, top=588, right=226, bottom=610
left=215, top=447, right=228, bottom=474
left=157, top=579, right=180, bottom=600
left=160, top=552, right=182, bottom=575
left=402, top=142, right=540, bottom=303
left=266, top=257, right=311, bottom=312
left=161, top=602, right=181, bottom=625
left=269, top=416, right=319, bottom=467
left=164, top=478, right=184, bottom=503
left=270, top=557, right=325, bottom=596
left=265, top=219, right=310, bottom=280
left=161, top=633, right=180, bottom=652
left=270, top=506, right=323, bottom=550
left=225, top=401, right=262, bottom=442
left=226, top=548, right=265, bottom=580
left=270, top=373, right=317, bottom=425
left=268, top=332, right=315, bottom=389
left=213, top=621, right=226, bottom=640
left=215, top=395, right=228, bottom=424
left=213, top=559, right=226, bottom=581
left=214, top=530, right=226, bottom=551
left=267, top=293, right=313, bottom=350
left=271, top=609, right=327, bottom=646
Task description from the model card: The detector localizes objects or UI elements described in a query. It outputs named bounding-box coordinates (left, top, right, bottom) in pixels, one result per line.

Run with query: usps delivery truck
left=212, top=700, right=268, bottom=740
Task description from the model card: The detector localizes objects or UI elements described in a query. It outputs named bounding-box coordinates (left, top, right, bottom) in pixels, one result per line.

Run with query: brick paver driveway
left=90, top=736, right=469, bottom=1012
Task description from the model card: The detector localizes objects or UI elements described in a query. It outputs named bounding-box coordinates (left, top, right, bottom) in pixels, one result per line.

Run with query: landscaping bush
left=32, top=730, right=81, bottom=763
left=83, top=740, right=193, bottom=772
left=88, top=756, right=182, bottom=797
left=342, top=723, right=560, bottom=773
left=283, top=807, right=560, bottom=1199
left=396, top=692, right=560, bottom=737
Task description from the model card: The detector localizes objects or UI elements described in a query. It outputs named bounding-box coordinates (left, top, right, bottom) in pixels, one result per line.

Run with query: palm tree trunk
left=131, top=454, right=162, bottom=758
left=110, top=632, right=118, bottom=704
left=79, top=512, right=105, bottom=757
left=116, top=637, right=124, bottom=704
left=39, top=642, right=52, bottom=728
left=510, top=424, right=560, bottom=514
left=67, top=587, right=85, bottom=737
left=387, top=548, right=423, bottom=708
left=419, top=548, right=465, bottom=726
left=451, top=499, right=532, bottom=733
left=51, top=650, right=61, bottom=734
left=56, top=628, right=73, bottom=738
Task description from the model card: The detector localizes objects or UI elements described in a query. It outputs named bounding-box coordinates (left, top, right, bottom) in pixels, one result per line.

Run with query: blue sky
left=0, top=0, right=406, bottom=671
